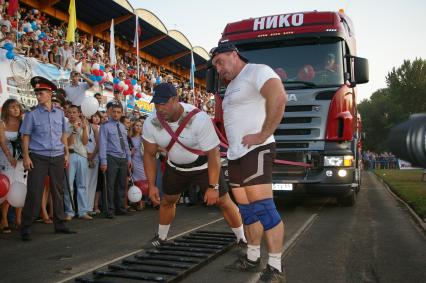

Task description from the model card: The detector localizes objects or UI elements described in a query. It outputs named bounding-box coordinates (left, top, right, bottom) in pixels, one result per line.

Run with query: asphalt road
left=0, top=171, right=425, bottom=283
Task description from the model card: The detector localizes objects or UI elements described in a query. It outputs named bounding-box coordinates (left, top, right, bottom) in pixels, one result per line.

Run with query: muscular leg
left=232, top=187, right=263, bottom=246
left=216, top=193, right=242, bottom=228
left=158, top=193, right=180, bottom=225
left=245, top=184, right=284, bottom=253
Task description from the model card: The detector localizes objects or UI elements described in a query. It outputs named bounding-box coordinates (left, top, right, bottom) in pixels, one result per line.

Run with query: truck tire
left=338, top=189, right=356, bottom=207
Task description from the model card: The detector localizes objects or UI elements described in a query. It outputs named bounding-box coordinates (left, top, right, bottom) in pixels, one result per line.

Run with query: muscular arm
left=259, top=78, right=287, bottom=140
left=206, top=146, right=221, bottom=186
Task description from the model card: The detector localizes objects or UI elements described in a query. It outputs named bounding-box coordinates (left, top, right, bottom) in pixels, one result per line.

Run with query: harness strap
left=157, top=108, right=206, bottom=156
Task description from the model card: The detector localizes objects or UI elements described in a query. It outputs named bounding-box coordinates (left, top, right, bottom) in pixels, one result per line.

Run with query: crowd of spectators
left=0, top=1, right=212, bottom=234
left=0, top=1, right=215, bottom=115
left=363, top=150, right=398, bottom=170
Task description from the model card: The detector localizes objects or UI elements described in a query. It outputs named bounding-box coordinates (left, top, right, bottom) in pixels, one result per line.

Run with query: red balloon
left=136, top=93, right=142, bottom=99
left=93, top=69, right=100, bottom=76
left=0, top=174, right=10, bottom=198
left=99, top=70, right=104, bottom=76
left=125, top=79, right=131, bottom=85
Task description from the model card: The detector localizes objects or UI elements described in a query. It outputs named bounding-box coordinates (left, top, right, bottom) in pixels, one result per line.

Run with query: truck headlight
left=324, top=155, right=353, bottom=167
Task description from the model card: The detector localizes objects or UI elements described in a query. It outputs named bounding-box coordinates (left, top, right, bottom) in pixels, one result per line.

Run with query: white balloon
left=123, top=84, right=129, bottom=91
left=7, top=182, right=27, bottom=208
left=118, top=81, right=126, bottom=87
left=81, top=96, right=99, bottom=117
left=92, top=63, right=100, bottom=71
left=128, top=185, right=142, bottom=203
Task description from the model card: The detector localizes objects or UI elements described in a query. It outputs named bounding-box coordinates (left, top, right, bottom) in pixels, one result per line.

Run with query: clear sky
left=128, top=0, right=426, bottom=102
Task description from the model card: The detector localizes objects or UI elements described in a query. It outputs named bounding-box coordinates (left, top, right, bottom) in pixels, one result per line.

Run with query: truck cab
left=207, top=11, right=369, bottom=206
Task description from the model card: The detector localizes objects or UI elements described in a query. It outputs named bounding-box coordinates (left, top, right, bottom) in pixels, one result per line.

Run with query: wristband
left=208, top=184, right=219, bottom=190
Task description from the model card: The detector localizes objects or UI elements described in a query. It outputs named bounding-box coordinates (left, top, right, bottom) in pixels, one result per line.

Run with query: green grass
left=375, top=169, right=426, bottom=219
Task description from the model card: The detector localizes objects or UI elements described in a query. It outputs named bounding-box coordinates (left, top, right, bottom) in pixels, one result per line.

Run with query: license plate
left=272, top=183, right=293, bottom=191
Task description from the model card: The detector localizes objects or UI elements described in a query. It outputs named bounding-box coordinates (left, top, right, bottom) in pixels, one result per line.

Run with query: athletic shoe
left=225, top=255, right=261, bottom=272
left=257, top=264, right=286, bottom=283
left=143, top=233, right=166, bottom=249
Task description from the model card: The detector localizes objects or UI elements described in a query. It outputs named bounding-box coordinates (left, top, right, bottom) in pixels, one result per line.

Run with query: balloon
left=89, top=74, right=97, bottom=81
left=113, top=78, right=120, bottom=84
left=81, top=96, right=100, bottom=117
left=92, top=63, right=100, bottom=70
left=7, top=182, right=26, bottom=208
left=118, top=81, right=126, bottom=88
left=97, top=75, right=103, bottom=82
left=123, top=84, right=129, bottom=91
left=6, top=51, right=15, bottom=60
left=3, top=42, right=13, bottom=51
left=131, top=79, right=137, bottom=85
left=99, top=65, right=105, bottom=71
left=99, top=70, right=104, bottom=76
left=124, top=79, right=131, bottom=85
left=128, top=185, right=142, bottom=202
left=136, top=93, right=142, bottom=99
left=0, top=174, right=10, bottom=198
left=0, top=196, right=6, bottom=204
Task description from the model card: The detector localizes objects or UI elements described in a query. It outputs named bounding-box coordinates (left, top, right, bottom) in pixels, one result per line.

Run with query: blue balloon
left=97, top=76, right=103, bottom=82
left=131, top=79, right=137, bottom=86
left=113, top=78, right=120, bottom=84
left=89, top=74, right=97, bottom=81
left=6, top=51, right=15, bottom=60
left=23, top=27, right=28, bottom=33
left=100, top=65, right=105, bottom=71
left=156, top=77, right=161, bottom=84
left=3, top=42, right=13, bottom=51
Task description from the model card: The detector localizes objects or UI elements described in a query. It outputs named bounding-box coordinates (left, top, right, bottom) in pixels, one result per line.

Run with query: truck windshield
left=239, top=40, right=345, bottom=89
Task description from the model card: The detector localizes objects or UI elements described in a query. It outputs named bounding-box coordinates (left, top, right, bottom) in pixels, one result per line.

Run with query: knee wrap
left=252, top=198, right=281, bottom=231
left=238, top=204, right=259, bottom=225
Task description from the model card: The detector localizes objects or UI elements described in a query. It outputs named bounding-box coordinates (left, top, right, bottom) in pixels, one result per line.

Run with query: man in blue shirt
left=20, top=76, right=76, bottom=241
left=99, top=103, right=132, bottom=218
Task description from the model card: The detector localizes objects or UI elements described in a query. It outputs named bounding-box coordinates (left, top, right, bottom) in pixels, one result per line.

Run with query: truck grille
left=285, top=105, right=313, bottom=112
left=275, top=129, right=311, bottom=136
left=281, top=117, right=312, bottom=124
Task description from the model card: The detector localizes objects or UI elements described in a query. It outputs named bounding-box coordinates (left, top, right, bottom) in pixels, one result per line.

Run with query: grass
left=375, top=169, right=426, bottom=220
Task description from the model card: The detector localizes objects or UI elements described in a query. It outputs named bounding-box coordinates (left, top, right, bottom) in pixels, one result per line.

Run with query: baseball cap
left=151, top=83, right=177, bottom=104
left=209, top=42, right=249, bottom=63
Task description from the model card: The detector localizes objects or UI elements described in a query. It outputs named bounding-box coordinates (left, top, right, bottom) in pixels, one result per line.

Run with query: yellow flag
left=66, top=0, right=77, bottom=42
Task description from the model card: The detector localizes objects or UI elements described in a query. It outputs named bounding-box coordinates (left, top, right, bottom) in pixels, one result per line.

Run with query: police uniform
left=20, top=76, right=74, bottom=240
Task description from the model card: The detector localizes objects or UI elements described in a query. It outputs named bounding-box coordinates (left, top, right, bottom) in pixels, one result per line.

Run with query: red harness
left=157, top=108, right=206, bottom=156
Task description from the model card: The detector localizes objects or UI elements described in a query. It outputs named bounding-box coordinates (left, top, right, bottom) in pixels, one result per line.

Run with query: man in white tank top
left=211, top=42, right=287, bottom=283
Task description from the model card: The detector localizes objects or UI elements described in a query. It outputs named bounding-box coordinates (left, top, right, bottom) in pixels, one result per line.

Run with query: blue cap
left=151, top=83, right=177, bottom=104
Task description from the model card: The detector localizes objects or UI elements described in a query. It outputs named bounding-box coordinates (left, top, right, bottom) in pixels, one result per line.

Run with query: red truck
left=207, top=10, right=369, bottom=206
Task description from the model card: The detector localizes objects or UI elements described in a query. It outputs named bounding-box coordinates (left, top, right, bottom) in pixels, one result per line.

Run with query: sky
left=128, top=0, right=426, bottom=102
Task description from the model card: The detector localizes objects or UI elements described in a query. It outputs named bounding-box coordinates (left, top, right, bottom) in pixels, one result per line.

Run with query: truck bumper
left=272, top=167, right=359, bottom=197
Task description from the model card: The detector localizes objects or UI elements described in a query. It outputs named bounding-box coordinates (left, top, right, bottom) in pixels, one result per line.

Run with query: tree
left=358, top=58, right=426, bottom=153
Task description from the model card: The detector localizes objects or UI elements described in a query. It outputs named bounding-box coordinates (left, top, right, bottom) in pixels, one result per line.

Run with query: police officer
left=20, top=76, right=76, bottom=241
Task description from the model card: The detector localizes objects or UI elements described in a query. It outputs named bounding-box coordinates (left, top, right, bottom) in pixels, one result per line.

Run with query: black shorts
left=163, top=163, right=228, bottom=197
left=228, top=142, right=276, bottom=188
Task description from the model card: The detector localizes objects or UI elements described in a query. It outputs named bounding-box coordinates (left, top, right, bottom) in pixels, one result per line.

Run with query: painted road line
left=55, top=217, right=225, bottom=283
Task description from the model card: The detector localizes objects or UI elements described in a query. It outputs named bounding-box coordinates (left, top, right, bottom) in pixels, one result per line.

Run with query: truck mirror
left=206, top=62, right=217, bottom=93
left=353, top=57, right=369, bottom=85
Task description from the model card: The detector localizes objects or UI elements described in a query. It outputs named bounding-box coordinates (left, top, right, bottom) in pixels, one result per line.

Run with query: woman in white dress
left=0, top=99, right=24, bottom=233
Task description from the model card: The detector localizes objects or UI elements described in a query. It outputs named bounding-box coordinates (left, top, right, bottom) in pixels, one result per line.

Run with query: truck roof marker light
left=326, top=29, right=337, bottom=32
left=339, top=9, right=345, bottom=14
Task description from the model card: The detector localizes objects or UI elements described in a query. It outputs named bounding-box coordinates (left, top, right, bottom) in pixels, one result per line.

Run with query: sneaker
left=235, top=239, right=247, bottom=257
left=225, top=256, right=261, bottom=272
left=257, top=265, right=286, bottom=283
left=143, top=234, right=166, bottom=249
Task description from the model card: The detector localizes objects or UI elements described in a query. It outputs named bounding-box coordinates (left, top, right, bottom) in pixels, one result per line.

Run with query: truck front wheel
left=338, top=189, right=356, bottom=207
